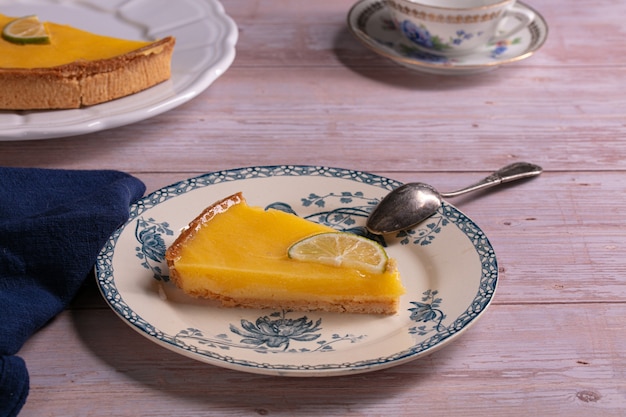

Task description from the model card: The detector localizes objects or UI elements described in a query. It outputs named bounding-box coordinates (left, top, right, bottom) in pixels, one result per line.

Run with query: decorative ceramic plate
left=0, top=0, right=237, bottom=141
left=96, top=166, right=498, bottom=376
left=347, top=0, right=548, bottom=75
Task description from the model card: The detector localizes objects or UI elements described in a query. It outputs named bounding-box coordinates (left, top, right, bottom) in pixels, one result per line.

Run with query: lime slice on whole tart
left=2, top=15, right=50, bottom=45
left=288, top=232, right=389, bottom=274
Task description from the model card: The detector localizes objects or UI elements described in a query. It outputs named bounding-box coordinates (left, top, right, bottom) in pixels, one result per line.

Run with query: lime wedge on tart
left=2, top=15, right=50, bottom=45
left=288, top=232, right=389, bottom=273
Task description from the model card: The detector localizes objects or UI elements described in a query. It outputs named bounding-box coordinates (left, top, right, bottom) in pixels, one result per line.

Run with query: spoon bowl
left=366, top=162, right=543, bottom=235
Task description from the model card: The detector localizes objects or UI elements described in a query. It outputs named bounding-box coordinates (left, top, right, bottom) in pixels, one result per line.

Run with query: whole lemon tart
left=0, top=13, right=175, bottom=110
left=165, top=193, right=406, bottom=315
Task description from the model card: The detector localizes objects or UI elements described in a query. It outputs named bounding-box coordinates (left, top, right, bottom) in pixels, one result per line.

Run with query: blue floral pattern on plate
left=409, top=290, right=447, bottom=335
left=134, top=217, right=173, bottom=282
left=175, top=310, right=367, bottom=354
left=96, top=165, right=498, bottom=376
left=133, top=187, right=452, bottom=353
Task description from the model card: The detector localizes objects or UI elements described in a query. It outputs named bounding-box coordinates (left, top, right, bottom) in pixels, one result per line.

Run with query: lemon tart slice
left=165, top=193, right=405, bottom=315
left=0, top=13, right=175, bottom=110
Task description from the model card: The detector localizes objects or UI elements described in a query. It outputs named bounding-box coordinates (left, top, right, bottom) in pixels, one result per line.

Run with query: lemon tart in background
left=165, top=192, right=405, bottom=315
left=0, top=13, right=175, bottom=110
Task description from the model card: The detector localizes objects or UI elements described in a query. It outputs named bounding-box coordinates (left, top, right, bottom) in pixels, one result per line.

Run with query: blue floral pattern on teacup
left=384, top=18, right=515, bottom=63
left=399, top=20, right=486, bottom=53
left=400, top=20, right=440, bottom=50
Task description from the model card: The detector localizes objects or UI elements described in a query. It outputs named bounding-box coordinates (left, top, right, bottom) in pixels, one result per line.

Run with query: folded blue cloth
left=0, top=167, right=145, bottom=417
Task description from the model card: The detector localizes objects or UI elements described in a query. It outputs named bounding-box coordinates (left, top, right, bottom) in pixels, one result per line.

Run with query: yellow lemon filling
left=0, top=13, right=151, bottom=68
left=166, top=193, right=405, bottom=314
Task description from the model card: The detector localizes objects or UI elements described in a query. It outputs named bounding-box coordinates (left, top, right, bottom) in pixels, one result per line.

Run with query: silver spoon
left=366, top=162, right=543, bottom=235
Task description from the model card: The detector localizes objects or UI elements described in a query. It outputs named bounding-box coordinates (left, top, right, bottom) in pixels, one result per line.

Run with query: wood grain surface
left=2, top=0, right=625, bottom=415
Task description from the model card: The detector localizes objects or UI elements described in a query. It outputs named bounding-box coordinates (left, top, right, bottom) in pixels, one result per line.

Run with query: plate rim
left=95, top=165, right=499, bottom=376
left=0, top=0, right=238, bottom=141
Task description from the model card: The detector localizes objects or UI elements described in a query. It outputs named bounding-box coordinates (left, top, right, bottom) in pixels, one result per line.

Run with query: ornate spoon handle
left=440, top=162, right=543, bottom=198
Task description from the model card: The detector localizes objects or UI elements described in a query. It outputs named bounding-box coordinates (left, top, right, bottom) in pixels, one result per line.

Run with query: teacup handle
left=492, top=5, right=535, bottom=42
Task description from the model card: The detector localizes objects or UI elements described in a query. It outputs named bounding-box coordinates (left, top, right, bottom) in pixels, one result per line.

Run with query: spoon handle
left=440, top=162, right=543, bottom=198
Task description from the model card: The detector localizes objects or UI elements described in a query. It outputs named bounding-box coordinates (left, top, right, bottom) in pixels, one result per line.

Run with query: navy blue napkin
left=0, top=167, right=145, bottom=417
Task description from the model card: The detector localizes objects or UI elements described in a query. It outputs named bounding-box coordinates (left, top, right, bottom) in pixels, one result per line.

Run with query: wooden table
left=2, top=0, right=625, bottom=415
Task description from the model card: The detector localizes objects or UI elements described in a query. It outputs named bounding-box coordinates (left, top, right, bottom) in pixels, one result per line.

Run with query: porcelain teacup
left=385, top=0, right=535, bottom=56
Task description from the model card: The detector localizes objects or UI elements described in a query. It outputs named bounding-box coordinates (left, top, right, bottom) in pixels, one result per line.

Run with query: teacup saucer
left=347, top=0, right=548, bottom=75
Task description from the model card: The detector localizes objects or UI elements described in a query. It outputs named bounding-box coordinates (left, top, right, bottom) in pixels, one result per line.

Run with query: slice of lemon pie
left=0, top=14, right=175, bottom=110
left=165, top=193, right=405, bottom=315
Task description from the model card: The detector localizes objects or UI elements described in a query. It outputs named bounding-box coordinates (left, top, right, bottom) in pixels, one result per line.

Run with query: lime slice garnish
left=287, top=232, right=389, bottom=273
left=2, top=15, right=50, bottom=45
